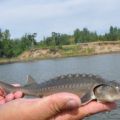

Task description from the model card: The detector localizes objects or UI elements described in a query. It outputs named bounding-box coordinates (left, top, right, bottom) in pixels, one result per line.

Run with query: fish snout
left=94, top=84, right=120, bottom=102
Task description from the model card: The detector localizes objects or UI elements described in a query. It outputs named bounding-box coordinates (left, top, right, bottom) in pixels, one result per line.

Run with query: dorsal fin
left=27, top=75, right=37, bottom=84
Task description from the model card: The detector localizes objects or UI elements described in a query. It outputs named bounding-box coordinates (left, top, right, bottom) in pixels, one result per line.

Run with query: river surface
left=0, top=53, right=120, bottom=119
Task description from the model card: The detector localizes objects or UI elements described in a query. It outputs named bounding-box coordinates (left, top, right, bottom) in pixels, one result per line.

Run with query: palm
left=0, top=89, right=116, bottom=120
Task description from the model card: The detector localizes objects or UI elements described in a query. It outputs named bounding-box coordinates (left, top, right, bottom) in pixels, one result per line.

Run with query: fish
left=0, top=74, right=120, bottom=105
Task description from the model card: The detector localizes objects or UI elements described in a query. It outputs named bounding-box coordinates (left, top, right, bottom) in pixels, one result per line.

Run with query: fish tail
left=0, top=81, right=21, bottom=93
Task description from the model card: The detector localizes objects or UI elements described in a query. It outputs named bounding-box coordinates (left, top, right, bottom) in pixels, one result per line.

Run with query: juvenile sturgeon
left=0, top=74, right=120, bottom=105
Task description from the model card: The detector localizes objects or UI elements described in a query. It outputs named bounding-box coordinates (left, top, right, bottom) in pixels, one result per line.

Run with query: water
left=0, top=53, right=120, bottom=119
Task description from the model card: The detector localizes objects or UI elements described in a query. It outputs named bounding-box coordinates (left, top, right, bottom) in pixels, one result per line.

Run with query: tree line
left=39, top=26, right=120, bottom=47
left=0, top=29, right=37, bottom=58
left=0, top=26, right=120, bottom=58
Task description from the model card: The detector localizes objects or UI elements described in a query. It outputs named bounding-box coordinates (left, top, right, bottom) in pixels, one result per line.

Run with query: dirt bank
left=18, top=41, right=120, bottom=60
left=78, top=41, right=120, bottom=54
left=18, top=48, right=62, bottom=60
left=1, top=41, right=120, bottom=64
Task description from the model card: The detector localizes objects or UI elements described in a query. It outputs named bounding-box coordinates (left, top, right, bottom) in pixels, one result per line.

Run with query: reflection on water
left=0, top=53, right=120, bottom=120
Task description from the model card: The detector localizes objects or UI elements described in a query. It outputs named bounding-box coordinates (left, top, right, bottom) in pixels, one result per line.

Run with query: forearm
left=0, top=102, right=24, bottom=120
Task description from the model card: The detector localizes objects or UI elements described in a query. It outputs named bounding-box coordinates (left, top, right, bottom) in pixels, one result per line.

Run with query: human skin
left=0, top=85, right=117, bottom=120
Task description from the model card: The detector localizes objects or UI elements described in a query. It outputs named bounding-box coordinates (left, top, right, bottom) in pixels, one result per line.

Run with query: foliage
left=39, top=32, right=71, bottom=48
left=0, top=29, right=37, bottom=58
left=74, top=28, right=98, bottom=43
left=1, top=26, right=120, bottom=58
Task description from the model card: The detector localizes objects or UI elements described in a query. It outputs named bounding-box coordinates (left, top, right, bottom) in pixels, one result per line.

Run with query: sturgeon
left=0, top=74, right=120, bottom=105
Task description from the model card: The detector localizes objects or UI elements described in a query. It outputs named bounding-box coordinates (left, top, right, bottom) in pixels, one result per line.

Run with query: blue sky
left=0, top=0, right=120, bottom=41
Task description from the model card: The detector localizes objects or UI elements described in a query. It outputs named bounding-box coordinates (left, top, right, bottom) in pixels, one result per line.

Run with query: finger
left=11, top=84, right=23, bottom=99
left=54, top=101, right=117, bottom=120
left=0, top=99, right=6, bottom=104
left=5, top=91, right=23, bottom=102
left=77, top=101, right=116, bottom=118
left=0, top=84, right=20, bottom=97
left=5, top=93, right=15, bottom=102
left=5, top=84, right=22, bottom=100
left=0, top=96, right=6, bottom=104
left=0, top=89, right=6, bottom=104
left=0, top=96, right=4, bottom=100
left=0, top=88, right=6, bottom=97
left=14, top=91, right=23, bottom=99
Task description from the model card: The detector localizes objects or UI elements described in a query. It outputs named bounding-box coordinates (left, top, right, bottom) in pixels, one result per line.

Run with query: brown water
left=0, top=53, right=120, bottom=120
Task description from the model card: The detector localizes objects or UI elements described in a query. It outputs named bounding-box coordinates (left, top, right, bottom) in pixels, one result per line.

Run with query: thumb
left=31, top=93, right=81, bottom=120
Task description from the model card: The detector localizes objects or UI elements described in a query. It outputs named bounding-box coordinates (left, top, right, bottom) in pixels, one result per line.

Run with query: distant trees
left=0, top=29, right=13, bottom=57
left=74, top=28, right=98, bottom=43
left=97, top=26, right=120, bottom=41
left=39, top=32, right=71, bottom=47
left=39, top=26, right=120, bottom=47
left=20, top=33, right=37, bottom=50
left=1, top=26, right=120, bottom=58
left=0, top=29, right=37, bottom=58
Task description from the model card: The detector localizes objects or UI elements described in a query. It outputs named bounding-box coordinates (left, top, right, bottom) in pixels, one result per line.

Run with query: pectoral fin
left=81, top=92, right=96, bottom=105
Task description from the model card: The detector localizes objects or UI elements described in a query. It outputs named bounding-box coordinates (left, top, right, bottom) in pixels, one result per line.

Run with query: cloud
left=0, top=0, right=81, bottom=23
left=0, top=0, right=120, bottom=40
left=1, top=0, right=119, bottom=23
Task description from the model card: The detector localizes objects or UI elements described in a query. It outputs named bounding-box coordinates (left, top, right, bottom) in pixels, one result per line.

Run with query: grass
left=60, top=44, right=95, bottom=56
left=0, top=58, right=19, bottom=64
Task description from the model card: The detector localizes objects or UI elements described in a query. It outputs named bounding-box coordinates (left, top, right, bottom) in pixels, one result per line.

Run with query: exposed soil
left=1, top=41, right=120, bottom=64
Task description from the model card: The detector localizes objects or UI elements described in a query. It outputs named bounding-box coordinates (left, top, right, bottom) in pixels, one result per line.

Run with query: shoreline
left=0, top=41, right=120, bottom=65
left=0, top=51, right=120, bottom=65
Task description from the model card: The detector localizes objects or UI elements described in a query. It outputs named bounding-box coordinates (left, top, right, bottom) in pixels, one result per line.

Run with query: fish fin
left=27, top=75, right=37, bottom=84
left=81, top=92, right=96, bottom=105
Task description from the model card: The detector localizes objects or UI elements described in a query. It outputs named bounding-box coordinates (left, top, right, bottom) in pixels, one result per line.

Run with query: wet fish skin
left=0, top=74, right=120, bottom=104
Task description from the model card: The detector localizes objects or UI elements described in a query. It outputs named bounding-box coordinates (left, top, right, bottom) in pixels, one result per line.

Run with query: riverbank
left=0, top=41, right=120, bottom=64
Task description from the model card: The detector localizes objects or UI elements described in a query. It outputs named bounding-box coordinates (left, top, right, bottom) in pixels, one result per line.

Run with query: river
left=0, top=53, right=120, bottom=120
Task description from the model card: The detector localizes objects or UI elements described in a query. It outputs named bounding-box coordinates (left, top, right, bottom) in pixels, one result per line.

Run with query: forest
left=0, top=26, right=120, bottom=58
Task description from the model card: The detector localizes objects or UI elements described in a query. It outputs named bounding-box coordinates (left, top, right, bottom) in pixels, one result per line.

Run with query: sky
left=0, top=0, right=120, bottom=41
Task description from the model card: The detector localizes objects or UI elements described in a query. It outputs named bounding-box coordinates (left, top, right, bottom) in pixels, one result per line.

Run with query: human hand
left=0, top=92, right=116, bottom=120
left=0, top=84, right=23, bottom=104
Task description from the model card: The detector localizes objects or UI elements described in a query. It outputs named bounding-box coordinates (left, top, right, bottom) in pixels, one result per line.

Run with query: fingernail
left=65, top=99, right=80, bottom=110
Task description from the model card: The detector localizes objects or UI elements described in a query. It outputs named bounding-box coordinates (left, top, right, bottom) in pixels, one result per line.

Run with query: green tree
left=2, top=29, right=10, bottom=40
left=0, top=41, right=3, bottom=57
left=74, top=28, right=81, bottom=43
left=20, top=33, right=37, bottom=50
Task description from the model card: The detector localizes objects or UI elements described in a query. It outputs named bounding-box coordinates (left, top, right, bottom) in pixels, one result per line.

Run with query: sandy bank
left=0, top=41, right=120, bottom=64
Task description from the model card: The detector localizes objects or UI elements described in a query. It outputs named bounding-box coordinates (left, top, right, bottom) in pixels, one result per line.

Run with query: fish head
left=94, top=83, right=120, bottom=102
